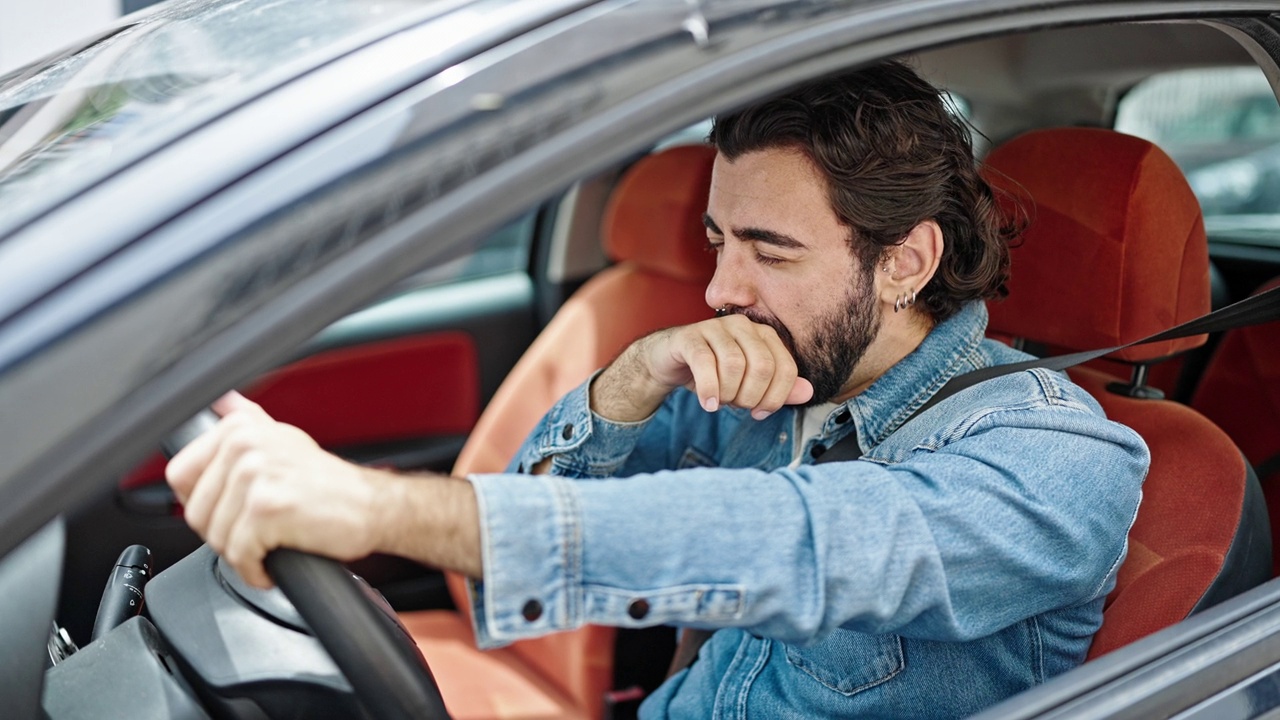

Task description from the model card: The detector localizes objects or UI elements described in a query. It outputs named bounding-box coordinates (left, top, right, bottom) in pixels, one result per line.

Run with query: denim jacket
left=465, top=302, right=1149, bottom=719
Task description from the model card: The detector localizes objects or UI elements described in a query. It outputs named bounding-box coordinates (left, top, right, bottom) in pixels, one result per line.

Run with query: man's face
left=703, top=147, right=882, bottom=404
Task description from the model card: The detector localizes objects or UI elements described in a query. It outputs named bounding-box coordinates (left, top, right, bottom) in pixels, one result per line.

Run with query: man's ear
left=879, top=220, right=943, bottom=310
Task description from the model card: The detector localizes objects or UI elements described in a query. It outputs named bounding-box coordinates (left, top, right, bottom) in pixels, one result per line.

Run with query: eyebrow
left=702, top=213, right=808, bottom=250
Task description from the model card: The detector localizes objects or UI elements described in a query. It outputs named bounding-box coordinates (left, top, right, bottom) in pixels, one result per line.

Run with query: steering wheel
left=265, top=550, right=451, bottom=719
left=166, top=410, right=451, bottom=719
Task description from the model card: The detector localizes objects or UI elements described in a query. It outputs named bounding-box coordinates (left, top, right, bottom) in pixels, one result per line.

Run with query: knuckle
left=750, top=357, right=776, bottom=378
left=720, top=352, right=746, bottom=374
left=231, top=450, right=266, bottom=482
left=689, top=346, right=717, bottom=365
left=223, top=544, right=246, bottom=567
left=244, top=484, right=284, bottom=518
left=206, top=527, right=227, bottom=553
left=165, top=467, right=192, bottom=493
left=185, top=509, right=210, bottom=535
left=224, top=427, right=256, bottom=455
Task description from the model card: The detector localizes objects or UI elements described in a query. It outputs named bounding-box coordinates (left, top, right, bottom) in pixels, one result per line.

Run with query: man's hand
left=165, top=392, right=482, bottom=587
left=592, top=314, right=814, bottom=423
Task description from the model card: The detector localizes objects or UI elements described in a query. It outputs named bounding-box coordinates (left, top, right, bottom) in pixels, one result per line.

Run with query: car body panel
left=7, top=0, right=1280, bottom=717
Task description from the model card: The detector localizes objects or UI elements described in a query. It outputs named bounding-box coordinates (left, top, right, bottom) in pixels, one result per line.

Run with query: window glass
left=0, top=0, right=433, bottom=233
left=1116, top=67, right=1280, bottom=241
left=401, top=211, right=536, bottom=288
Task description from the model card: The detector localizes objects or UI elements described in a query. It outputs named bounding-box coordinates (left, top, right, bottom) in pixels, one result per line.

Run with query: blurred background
left=1, top=1, right=162, bottom=75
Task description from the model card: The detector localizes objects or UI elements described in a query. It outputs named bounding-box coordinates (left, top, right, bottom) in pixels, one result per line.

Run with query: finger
left=212, top=390, right=270, bottom=419
left=786, top=377, right=815, bottom=406
left=204, top=449, right=264, bottom=553
left=749, top=329, right=799, bottom=419
left=676, top=335, right=721, bottom=412
left=223, top=510, right=274, bottom=589
left=725, top=329, right=779, bottom=413
left=702, top=327, right=748, bottom=407
left=182, top=419, right=255, bottom=536
left=165, top=418, right=234, bottom=503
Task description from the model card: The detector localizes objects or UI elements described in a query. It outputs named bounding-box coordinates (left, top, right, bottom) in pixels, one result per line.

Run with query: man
left=167, top=61, right=1148, bottom=718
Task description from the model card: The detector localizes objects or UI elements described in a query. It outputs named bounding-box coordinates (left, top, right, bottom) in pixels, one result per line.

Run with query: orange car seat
left=1192, top=275, right=1280, bottom=572
left=983, top=127, right=1271, bottom=658
left=398, top=144, right=718, bottom=719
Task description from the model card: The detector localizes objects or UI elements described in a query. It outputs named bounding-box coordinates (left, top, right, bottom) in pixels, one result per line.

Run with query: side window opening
left=1115, top=67, right=1280, bottom=228
left=403, top=212, right=537, bottom=289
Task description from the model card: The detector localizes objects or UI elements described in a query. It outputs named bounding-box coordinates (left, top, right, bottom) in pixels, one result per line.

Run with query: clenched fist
left=592, top=314, right=815, bottom=423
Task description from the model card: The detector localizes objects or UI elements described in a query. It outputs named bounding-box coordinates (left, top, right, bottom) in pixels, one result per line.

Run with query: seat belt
left=666, top=283, right=1280, bottom=677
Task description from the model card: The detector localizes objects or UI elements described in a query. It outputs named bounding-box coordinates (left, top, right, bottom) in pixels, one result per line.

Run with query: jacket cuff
left=465, top=472, right=583, bottom=648
left=508, top=370, right=655, bottom=478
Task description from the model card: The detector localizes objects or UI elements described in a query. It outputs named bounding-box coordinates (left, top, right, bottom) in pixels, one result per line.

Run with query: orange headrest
left=984, top=128, right=1210, bottom=362
left=602, top=144, right=717, bottom=284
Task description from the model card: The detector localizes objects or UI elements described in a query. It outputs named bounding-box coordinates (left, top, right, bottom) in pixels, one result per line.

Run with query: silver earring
left=893, top=294, right=903, bottom=313
left=908, top=289, right=917, bottom=306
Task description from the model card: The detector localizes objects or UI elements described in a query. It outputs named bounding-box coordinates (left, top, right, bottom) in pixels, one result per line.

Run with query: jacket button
left=522, top=599, right=543, bottom=622
left=834, top=409, right=851, bottom=424
left=810, top=444, right=827, bottom=459
left=561, top=424, right=574, bottom=440
left=627, top=598, right=650, bottom=620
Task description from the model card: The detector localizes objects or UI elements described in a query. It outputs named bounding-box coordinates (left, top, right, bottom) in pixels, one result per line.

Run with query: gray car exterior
left=5, top=0, right=1280, bottom=717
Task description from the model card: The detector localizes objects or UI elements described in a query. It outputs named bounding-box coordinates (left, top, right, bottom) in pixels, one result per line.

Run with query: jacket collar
left=832, top=301, right=989, bottom=454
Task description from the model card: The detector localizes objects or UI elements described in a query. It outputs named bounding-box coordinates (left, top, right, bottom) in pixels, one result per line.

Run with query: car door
left=58, top=210, right=550, bottom=642
left=13, top=2, right=1280, bottom=717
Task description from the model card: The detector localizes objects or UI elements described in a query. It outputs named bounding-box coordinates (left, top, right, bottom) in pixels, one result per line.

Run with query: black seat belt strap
left=909, top=283, right=1280, bottom=424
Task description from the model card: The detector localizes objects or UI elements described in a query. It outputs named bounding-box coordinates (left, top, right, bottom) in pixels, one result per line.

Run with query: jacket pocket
left=678, top=446, right=716, bottom=469
left=784, top=629, right=905, bottom=696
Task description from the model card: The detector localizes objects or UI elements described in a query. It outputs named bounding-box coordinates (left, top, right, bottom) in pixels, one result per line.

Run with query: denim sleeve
left=465, top=391, right=1148, bottom=648
left=506, top=371, right=708, bottom=478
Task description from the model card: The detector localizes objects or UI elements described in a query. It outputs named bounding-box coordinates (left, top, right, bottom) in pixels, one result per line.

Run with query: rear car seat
left=1192, top=275, right=1280, bottom=573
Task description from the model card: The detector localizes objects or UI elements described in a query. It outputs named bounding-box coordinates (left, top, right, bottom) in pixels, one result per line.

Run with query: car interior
left=44, top=15, right=1280, bottom=720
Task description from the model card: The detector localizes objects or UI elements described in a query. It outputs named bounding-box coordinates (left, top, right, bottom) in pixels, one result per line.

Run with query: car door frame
left=6, top=1, right=1280, bottom=717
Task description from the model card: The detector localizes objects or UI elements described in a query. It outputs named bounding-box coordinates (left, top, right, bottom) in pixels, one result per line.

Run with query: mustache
left=724, top=307, right=799, bottom=359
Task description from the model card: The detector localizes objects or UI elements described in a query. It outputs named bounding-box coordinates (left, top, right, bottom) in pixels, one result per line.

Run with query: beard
left=732, top=264, right=881, bottom=405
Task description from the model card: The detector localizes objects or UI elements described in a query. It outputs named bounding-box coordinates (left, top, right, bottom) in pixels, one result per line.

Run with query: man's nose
left=705, top=247, right=756, bottom=310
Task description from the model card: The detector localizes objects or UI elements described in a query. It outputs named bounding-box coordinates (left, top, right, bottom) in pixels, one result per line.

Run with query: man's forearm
left=589, top=336, right=674, bottom=422
left=368, top=469, right=484, bottom=579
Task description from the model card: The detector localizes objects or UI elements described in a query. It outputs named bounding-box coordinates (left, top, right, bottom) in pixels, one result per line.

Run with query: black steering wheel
left=265, top=549, right=451, bottom=719
left=167, top=410, right=451, bottom=719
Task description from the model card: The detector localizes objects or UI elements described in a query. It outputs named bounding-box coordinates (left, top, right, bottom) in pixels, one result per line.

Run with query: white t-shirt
left=788, top=401, right=840, bottom=468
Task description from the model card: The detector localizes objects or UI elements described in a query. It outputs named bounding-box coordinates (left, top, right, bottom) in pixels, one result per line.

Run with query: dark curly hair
left=709, top=60, right=1021, bottom=322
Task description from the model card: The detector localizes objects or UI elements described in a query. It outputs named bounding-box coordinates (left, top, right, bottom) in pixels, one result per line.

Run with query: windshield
left=0, top=0, right=438, bottom=234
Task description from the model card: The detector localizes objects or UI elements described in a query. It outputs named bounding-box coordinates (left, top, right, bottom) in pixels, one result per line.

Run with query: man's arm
left=468, top=389, right=1148, bottom=648
left=166, top=315, right=812, bottom=590
left=591, top=313, right=813, bottom=422
left=165, top=392, right=484, bottom=587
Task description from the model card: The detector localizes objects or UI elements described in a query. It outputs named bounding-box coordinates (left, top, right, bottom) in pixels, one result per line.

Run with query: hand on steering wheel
left=166, top=408, right=452, bottom=719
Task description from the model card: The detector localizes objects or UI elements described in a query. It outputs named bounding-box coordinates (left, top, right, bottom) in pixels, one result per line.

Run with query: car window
left=403, top=211, right=536, bottom=288
left=1115, top=67, right=1280, bottom=244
